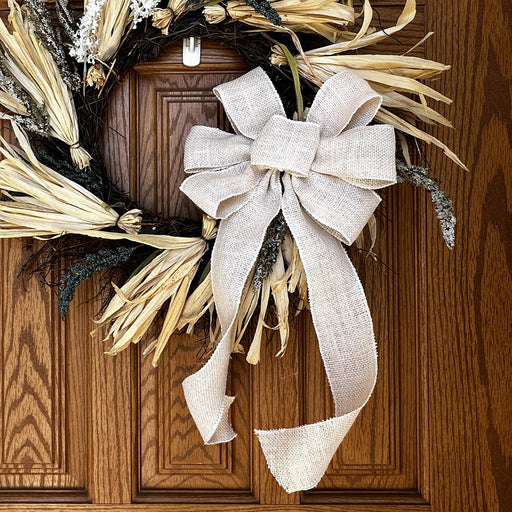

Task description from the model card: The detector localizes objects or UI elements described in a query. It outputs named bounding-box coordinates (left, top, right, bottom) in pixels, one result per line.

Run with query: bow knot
left=250, top=115, right=320, bottom=178
left=180, top=67, right=397, bottom=493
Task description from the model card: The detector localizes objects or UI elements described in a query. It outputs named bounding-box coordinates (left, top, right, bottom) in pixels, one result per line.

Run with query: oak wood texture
left=0, top=0, right=510, bottom=510
left=425, top=1, right=512, bottom=511
left=0, top=505, right=432, bottom=512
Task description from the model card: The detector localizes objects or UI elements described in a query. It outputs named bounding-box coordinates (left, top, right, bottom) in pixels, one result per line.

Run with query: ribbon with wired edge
left=179, top=67, right=396, bottom=493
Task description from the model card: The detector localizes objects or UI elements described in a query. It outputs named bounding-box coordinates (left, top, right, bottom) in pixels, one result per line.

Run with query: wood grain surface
left=425, top=1, right=512, bottom=511
left=0, top=0, right=510, bottom=510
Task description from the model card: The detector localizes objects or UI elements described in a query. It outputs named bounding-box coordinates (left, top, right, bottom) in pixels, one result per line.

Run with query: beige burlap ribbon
left=180, top=67, right=396, bottom=493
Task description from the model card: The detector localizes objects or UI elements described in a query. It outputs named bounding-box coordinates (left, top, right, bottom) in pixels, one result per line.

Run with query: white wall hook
left=183, top=37, right=201, bottom=67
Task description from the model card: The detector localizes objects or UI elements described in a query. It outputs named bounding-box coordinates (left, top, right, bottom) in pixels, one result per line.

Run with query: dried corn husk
left=205, top=0, right=355, bottom=42
left=304, top=0, right=417, bottom=55
left=275, top=53, right=451, bottom=102
left=0, top=123, right=141, bottom=237
left=246, top=277, right=271, bottom=364
left=269, top=249, right=290, bottom=357
left=86, top=63, right=106, bottom=88
left=71, top=0, right=130, bottom=87
left=271, top=0, right=466, bottom=169
left=94, top=217, right=306, bottom=365
left=231, top=266, right=259, bottom=354
left=174, top=218, right=217, bottom=334
left=152, top=8, right=174, bottom=35
left=167, top=0, right=195, bottom=19
left=153, top=0, right=200, bottom=35
left=354, top=213, right=377, bottom=259
left=152, top=0, right=195, bottom=34
left=271, top=49, right=456, bottom=126
left=63, top=229, right=202, bottom=249
left=203, top=5, right=226, bottom=25
left=97, top=240, right=207, bottom=366
left=0, top=90, right=26, bottom=115
left=176, top=270, right=214, bottom=333
left=375, top=107, right=467, bottom=169
left=96, top=0, right=131, bottom=62
left=282, top=232, right=308, bottom=311
left=97, top=216, right=214, bottom=365
left=0, top=0, right=91, bottom=168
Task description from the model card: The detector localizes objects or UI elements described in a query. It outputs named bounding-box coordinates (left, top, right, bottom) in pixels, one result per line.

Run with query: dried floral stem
left=54, top=0, right=77, bottom=41
left=24, top=0, right=80, bottom=91
left=59, top=245, right=136, bottom=317
left=396, top=159, right=456, bottom=249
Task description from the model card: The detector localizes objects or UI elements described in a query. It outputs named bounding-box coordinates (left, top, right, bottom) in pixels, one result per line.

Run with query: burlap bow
left=180, top=67, right=396, bottom=493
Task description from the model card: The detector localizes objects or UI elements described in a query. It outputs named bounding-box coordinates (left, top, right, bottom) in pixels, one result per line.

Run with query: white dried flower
left=69, top=0, right=107, bottom=64
left=130, top=0, right=159, bottom=28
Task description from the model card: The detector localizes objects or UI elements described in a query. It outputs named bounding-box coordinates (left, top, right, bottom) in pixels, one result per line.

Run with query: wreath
left=0, top=0, right=464, bottom=493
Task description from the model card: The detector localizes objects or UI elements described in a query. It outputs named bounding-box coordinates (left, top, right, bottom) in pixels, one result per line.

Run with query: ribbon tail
left=255, top=175, right=378, bottom=493
left=183, top=171, right=282, bottom=445
left=183, top=328, right=237, bottom=444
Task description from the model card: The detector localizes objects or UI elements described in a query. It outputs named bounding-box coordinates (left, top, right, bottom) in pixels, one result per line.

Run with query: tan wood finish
left=0, top=0, right=510, bottom=510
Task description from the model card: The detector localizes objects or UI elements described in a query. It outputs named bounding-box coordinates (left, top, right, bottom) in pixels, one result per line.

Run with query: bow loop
left=179, top=162, right=266, bottom=220
left=184, top=126, right=251, bottom=173
left=213, top=67, right=285, bottom=139
left=313, top=125, right=397, bottom=189
left=306, top=71, right=382, bottom=137
left=250, top=115, right=320, bottom=178
left=289, top=172, right=381, bottom=245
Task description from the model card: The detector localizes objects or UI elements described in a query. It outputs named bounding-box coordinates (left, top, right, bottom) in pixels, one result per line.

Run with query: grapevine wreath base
left=0, top=0, right=463, bottom=492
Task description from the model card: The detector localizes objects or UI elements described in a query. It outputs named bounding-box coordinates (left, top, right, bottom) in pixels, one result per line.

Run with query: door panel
left=426, top=1, right=512, bottom=510
left=0, top=243, right=88, bottom=502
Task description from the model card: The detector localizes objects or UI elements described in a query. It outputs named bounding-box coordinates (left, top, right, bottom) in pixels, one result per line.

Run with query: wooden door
left=0, top=1, right=511, bottom=510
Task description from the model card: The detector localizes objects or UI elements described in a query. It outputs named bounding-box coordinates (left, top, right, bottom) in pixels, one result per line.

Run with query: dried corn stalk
left=0, top=0, right=91, bottom=168
left=271, top=0, right=467, bottom=169
left=0, top=123, right=140, bottom=237
left=205, top=0, right=355, bottom=42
